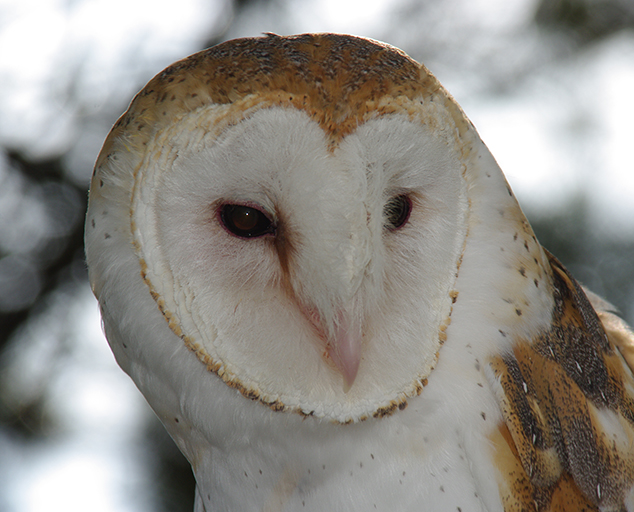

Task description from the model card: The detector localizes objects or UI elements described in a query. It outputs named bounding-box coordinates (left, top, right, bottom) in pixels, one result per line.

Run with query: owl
left=85, top=33, right=634, bottom=511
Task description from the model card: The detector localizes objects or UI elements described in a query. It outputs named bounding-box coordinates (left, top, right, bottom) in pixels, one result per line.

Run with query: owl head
left=86, top=33, right=552, bottom=425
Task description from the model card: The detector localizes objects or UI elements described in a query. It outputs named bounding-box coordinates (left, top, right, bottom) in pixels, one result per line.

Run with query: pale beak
left=302, top=306, right=363, bottom=392
left=325, top=311, right=362, bottom=392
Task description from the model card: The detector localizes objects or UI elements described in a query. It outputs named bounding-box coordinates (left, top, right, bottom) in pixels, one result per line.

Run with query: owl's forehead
left=98, top=33, right=471, bottom=164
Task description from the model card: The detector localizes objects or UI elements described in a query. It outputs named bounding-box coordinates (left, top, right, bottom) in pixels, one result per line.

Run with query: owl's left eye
left=219, top=204, right=275, bottom=238
left=384, top=195, right=412, bottom=230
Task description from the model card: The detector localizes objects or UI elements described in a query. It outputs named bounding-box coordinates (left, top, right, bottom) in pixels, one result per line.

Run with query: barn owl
left=85, top=33, right=634, bottom=511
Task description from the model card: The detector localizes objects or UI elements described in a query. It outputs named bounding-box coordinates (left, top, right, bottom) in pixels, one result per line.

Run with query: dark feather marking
left=536, top=253, right=620, bottom=408
left=489, top=250, right=634, bottom=511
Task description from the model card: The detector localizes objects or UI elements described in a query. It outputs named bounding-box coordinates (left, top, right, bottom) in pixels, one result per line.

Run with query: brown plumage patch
left=489, top=251, right=634, bottom=511
left=372, top=398, right=409, bottom=418
left=271, top=205, right=297, bottom=299
left=96, top=32, right=470, bottom=169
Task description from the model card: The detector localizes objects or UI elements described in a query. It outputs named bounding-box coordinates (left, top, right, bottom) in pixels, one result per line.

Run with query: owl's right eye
left=383, top=194, right=412, bottom=230
left=219, top=204, right=275, bottom=238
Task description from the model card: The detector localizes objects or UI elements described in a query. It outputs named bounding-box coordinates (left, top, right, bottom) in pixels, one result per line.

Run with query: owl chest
left=193, top=420, right=501, bottom=512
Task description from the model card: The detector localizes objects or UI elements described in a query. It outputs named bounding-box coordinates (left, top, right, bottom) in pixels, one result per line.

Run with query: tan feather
left=489, top=252, right=634, bottom=511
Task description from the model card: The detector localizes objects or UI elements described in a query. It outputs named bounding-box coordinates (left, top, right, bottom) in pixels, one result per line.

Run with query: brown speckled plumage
left=489, top=252, right=634, bottom=511
left=95, top=32, right=469, bottom=168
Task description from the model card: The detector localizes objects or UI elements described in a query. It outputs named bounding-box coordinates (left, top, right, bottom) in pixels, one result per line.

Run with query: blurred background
left=1, top=0, right=633, bottom=510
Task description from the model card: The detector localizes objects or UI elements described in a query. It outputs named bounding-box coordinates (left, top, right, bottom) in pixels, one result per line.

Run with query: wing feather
left=586, top=288, right=634, bottom=377
left=489, top=251, right=634, bottom=511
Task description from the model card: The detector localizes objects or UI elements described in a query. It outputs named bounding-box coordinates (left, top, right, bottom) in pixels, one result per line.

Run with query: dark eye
left=384, top=194, right=412, bottom=230
left=219, top=204, right=274, bottom=238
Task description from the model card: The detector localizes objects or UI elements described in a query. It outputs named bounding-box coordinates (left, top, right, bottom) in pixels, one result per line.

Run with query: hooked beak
left=326, top=311, right=362, bottom=392
left=304, top=307, right=362, bottom=392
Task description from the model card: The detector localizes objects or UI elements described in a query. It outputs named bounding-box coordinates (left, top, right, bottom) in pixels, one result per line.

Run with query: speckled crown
left=97, top=33, right=469, bottom=165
